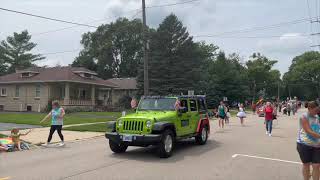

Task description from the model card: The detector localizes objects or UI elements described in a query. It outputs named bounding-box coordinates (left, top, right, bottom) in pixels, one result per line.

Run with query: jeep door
left=187, top=98, right=200, bottom=133
left=177, top=99, right=191, bottom=136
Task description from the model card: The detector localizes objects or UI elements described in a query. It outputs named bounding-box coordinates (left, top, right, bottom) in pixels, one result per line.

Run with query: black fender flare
left=152, top=122, right=176, bottom=134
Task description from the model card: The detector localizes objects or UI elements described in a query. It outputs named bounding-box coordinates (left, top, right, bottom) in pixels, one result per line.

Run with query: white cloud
left=258, top=33, right=310, bottom=54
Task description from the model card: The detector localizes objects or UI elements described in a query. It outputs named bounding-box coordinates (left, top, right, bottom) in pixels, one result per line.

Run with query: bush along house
left=0, top=67, right=120, bottom=112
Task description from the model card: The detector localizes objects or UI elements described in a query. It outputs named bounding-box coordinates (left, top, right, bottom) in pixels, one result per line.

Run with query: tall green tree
left=0, top=30, right=44, bottom=73
left=73, top=18, right=144, bottom=79
left=142, top=14, right=208, bottom=95
left=246, top=53, right=281, bottom=100
left=204, top=52, right=250, bottom=106
left=283, top=51, right=320, bottom=100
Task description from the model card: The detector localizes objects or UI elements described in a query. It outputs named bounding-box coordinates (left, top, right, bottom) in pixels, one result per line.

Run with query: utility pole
left=252, top=80, right=256, bottom=103
left=277, top=82, right=280, bottom=101
left=288, top=84, right=291, bottom=99
left=142, top=0, right=149, bottom=95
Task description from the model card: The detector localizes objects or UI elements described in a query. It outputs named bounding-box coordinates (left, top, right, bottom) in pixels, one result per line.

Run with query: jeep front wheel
left=195, top=125, right=208, bottom=145
left=109, top=140, right=128, bottom=153
left=158, top=129, right=174, bottom=158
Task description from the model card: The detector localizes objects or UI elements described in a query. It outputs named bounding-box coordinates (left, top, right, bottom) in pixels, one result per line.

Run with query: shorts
left=297, top=143, right=320, bottom=164
left=219, top=115, right=225, bottom=119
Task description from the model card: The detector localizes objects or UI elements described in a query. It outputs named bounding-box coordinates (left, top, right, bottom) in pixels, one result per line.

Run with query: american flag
left=175, top=100, right=181, bottom=110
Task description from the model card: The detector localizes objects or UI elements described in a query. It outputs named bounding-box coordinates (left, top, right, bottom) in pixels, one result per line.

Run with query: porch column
left=64, top=82, right=70, bottom=105
left=91, top=85, right=95, bottom=106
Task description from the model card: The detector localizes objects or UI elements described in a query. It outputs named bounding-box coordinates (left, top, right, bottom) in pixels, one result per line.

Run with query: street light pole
left=142, top=0, right=149, bottom=95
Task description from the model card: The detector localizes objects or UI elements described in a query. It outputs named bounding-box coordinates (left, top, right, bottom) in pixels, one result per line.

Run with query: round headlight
left=146, top=120, right=152, bottom=128
left=118, top=119, right=123, bottom=127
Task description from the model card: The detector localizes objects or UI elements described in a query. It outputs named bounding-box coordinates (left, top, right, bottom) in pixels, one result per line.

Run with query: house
left=0, top=67, right=118, bottom=112
left=107, top=78, right=138, bottom=105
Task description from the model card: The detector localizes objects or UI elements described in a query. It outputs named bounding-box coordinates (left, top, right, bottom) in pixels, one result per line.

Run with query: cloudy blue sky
left=1, top=0, right=319, bottom=74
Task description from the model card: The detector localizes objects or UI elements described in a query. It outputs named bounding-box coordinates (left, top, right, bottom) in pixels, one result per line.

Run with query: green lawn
left=63, top=124, right=107, bottom=132
left=0, top=134, right=7, bottom=138
left=0, top=112, right=123, bottom=127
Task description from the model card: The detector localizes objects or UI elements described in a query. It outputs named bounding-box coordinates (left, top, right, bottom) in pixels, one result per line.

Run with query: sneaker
left=269, top=133, right=272, bottom=137
left=42, top=142, right=50, bottom=146
left=266, top=131, right=268, bottom=135
left=60, top=141, right=65, bottom=146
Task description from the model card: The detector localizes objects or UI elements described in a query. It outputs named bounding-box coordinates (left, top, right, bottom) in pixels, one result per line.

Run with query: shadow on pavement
left=109, top=139, right=222, bottom=163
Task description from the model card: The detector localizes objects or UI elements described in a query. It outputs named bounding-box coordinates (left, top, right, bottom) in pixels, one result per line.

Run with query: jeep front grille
left=123, top=120, right=144, bottom=132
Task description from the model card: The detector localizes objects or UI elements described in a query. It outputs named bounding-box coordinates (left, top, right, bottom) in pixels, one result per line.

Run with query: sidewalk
left=0, top=123, right=105, bottom=145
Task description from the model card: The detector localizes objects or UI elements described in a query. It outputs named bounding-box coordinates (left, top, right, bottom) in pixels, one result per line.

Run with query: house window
left=0, top=88, right=7, bottom=97
left=79, top=89, right=86, bottom=99
left=35, top=84, right=41, bottom=97
left=59, top=86, right=65, bottom=99
left=83, top=73, right=93, bottom=78
left=15, top=85, right=20, bottom=97
left=21, top=73, right=30, bottom=77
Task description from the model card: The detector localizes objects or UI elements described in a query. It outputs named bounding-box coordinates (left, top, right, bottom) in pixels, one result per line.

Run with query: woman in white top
left=237, top=104, right=246, bottom=126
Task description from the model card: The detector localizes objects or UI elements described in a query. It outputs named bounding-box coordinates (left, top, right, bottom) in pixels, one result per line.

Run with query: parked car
left=105, top=95, right=210, bottom=158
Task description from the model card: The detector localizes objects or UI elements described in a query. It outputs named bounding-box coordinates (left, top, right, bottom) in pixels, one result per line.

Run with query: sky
left=1, top=0, right=320, bottom=74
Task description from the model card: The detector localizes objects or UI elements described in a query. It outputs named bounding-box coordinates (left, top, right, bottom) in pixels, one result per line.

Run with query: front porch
left=49, top=82, right=112, bottom=107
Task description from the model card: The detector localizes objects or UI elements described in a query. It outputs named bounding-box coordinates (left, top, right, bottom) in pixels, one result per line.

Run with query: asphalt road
left=0, top=111, right=303, bottom=180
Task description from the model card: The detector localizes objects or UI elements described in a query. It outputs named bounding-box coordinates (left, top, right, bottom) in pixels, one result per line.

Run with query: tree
left=73, top=18, right=144, bottom=79
left=283, top=51, right=320, bottom=100
left=0, top=30, right=44, bottom=73
left=246, top=53, right=280, bottom=100
left=142, top=14, right=209, bottom=95
left=204, top=52, right=250, bottom=107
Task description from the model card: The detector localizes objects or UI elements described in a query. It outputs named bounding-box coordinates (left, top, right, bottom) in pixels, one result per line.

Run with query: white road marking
left=232, top=154, right=302, bottom=165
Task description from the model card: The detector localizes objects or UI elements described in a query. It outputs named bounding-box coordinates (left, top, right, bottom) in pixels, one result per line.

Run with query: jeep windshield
left=137, top=98, right=177, bottom=111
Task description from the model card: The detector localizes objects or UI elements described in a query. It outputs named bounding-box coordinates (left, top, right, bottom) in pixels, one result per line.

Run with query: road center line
left=232, top=154, right=302, bottom=165
left=0, top=177, right=11, bottom=180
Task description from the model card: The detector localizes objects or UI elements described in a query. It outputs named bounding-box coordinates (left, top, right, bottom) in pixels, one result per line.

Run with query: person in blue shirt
left=297, top=101, right=320, bottom=180
left=40, top=100, right=65, bottom=146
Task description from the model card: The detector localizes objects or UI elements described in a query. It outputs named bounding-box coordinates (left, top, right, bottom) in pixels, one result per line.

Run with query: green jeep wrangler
left=105, top=95, right=210, bottom=158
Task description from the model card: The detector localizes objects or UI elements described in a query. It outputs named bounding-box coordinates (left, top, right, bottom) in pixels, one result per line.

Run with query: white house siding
left=0, top=83, right=49, bottom=112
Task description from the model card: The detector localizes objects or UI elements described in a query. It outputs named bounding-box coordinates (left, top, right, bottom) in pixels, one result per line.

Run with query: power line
left=0, top=7, right=98, bottom=28
left=32, top=9, right=142, bottom=37
left=195, top=34, right=309, bottom=39
left=146, top=0, right=200, bottom=8
left=194, top=17, right=318, bottom=38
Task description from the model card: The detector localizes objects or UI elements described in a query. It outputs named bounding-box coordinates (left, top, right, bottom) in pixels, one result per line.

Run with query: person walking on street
left=297, top=101, right=320, bottom=180
left=237, top=104, right=246, bottom=126
left=264, top=102, right=274, bottom=136
left=287, top=102, right=292, bottom=116
left=225, top=105, right=230, bottom=124
left=218, top=101, right=227, bottom=129
left=40, top=100, right=65, bottom=146
left=252, top=101, right=256, bottom=115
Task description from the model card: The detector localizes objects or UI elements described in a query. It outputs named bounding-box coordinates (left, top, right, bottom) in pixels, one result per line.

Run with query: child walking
left=237, top=104, right=246, bottom=126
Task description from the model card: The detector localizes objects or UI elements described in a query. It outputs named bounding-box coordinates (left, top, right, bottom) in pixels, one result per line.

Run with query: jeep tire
left=158, top=129, right=174, bottom=158
left=109, top=140, right=128, bottom=153
left=195, top=125, right=208, bottom=145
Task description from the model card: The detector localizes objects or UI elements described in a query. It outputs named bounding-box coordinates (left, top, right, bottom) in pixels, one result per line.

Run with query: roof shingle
left=0, top=66, right=118, bottom=88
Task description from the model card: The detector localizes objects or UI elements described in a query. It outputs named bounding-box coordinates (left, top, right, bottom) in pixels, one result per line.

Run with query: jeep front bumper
left=105, top=132, right=161, bottom=146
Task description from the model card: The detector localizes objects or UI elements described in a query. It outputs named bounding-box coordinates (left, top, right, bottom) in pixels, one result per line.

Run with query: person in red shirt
left=264, top=102, right=274, bottom=137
